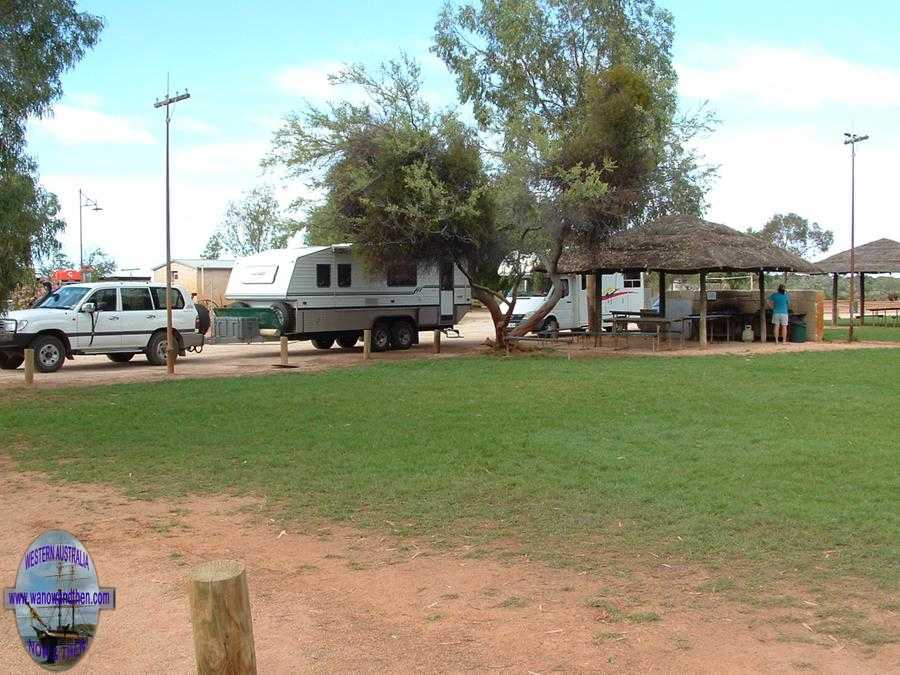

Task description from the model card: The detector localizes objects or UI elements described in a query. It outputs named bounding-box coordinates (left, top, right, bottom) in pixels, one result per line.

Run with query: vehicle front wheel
left=390, top=320, right=415, bottom=350
left=370, top=322, right=392, bottom=352
left=32, top=335, right=66, bottom=373
left=311, top=336, right=335, bottom=350
left=146, top=332, right=176, bottom=366
left=541, top=317, right=560, bottom=337
left=107, top=353, right=136, bottom=364
left=0, top=351, right=25, bottom=370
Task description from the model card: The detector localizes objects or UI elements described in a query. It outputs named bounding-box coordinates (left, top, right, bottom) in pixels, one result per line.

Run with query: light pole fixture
left=78, top=189, right=102, bottom=277
left=843, top=132, right=869, bottom=342
left=153, top=85, right=191, bottom=375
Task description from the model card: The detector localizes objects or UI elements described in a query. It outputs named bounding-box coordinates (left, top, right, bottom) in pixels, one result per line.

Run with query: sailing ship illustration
left=23, top=561, right=96, bottom=668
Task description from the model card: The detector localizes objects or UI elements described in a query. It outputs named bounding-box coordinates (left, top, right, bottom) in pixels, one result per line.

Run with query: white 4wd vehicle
left=0, top=282, right=208, bottom=373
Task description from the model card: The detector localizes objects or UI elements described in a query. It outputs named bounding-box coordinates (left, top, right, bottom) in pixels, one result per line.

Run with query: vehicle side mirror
left=81, top=302, right=96, bottom=314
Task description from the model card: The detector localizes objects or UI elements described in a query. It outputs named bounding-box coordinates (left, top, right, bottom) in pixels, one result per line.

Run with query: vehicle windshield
left=37, top=285, right=90, bottom=309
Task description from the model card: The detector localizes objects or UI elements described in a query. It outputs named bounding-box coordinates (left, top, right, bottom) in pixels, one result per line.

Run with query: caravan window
left=338, top=264, right=351, bottom=287
left=387, top=262, right=417, bottom=287
left=580, top=274, right=587, bottom=291
left=316, top=264, right=331, bottom=288
left=624, top=271, right=641, bottom=288
left=560, top=279, right=570, bottom=297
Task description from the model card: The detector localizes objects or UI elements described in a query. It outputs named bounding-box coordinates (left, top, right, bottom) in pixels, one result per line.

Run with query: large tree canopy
left=433, top=0, right=716, bottom=227
left=751, top=213, right=834, bottom=260
left=0, top=0, right=103, bottom=308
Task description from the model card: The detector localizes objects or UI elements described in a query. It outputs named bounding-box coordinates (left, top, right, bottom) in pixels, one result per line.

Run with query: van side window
left=87, top=288, right=118, bottom=311
left=337, top=264, right=351, bottom=288
left=121, top=287, right=154, bottom=311
left=560, top=279, right=570, bottom=297
left=624, top=271, right=641, bottom=288
left=580, top=274, right=586, bottom=291
left=151, top=287, right=185, bottom=310
left=387, top=262, right=417, bottom=287
left=316, top=264, right=331, bottom=288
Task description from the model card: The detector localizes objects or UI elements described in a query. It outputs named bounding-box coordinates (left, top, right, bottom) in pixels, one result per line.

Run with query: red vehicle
left=50, top=269, right=83, bottom=283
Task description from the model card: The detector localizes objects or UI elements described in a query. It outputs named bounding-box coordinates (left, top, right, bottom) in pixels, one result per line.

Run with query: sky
left=26, top=0, right=900, bottom=274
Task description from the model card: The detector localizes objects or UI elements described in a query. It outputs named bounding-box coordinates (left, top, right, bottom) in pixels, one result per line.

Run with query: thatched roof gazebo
left=814, top=238, right=900, bottom=325
left=559, top=215, right=821, bottom=346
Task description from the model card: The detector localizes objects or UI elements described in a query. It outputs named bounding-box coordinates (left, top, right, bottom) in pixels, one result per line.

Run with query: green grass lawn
left=2, top=350, right=898, bottom=589
left=823, top=320, right=900, bottom=342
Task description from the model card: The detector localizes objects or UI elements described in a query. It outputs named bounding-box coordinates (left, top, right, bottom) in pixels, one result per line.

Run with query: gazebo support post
left=587, top=273, right=597, bottom=337
left=658, top=271, right=667, bottom=317
left=859, top=273, right=866, bottom=325
left=831, top=273, right=839, bottom=328
left=594, top=269, right=603, bottom=347
left=698, top=272, right=707, bottom=348
left=758, top=270, right=767, bottom=344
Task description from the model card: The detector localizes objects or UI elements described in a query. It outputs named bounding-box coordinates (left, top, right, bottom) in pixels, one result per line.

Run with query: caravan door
left=440, top=261, right=454, bottom=321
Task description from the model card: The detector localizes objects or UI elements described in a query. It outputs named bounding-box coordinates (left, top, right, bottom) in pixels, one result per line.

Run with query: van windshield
left=38, top=286, right=89, bottom=309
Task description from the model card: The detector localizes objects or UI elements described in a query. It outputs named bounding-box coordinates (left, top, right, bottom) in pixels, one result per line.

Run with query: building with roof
left=151, top=258, right=235, bottom=307
left=815, top=238, right=900, bottom=326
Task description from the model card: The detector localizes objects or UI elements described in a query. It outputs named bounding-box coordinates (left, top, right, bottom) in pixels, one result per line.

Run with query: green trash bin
left=789, top=321, right=807, bottom=343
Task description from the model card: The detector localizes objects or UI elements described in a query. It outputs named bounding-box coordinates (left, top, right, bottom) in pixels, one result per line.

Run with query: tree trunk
left=508, top=231, right=567, bottom=338
left=473, top=287, right=510, bottom=347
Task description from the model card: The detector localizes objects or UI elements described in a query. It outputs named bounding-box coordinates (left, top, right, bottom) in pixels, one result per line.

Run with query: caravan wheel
left=371, top=322, right=391, bottom=352
left=390, top=320, right=415, bottom=350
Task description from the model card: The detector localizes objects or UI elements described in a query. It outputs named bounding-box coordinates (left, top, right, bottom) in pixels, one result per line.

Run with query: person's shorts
left=772, top=313, right=789, bottom=326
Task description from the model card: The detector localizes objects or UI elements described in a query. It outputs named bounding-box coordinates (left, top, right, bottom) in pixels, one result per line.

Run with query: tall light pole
left=78, top=189, right=102, bottom=278
left=843, top=132, right=869, bottom=342
left=153, top=86, right=190, bottom=375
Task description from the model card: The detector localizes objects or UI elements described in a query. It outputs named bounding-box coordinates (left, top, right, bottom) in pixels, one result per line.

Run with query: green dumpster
left=789, top=321, right=807, bottom=343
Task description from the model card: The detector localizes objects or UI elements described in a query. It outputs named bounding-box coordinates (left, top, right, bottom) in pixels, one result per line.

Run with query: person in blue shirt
left=769, top=284, right=790, bottom=343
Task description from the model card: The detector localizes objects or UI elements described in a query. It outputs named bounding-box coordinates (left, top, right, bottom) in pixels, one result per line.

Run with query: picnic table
left=865, top=305, right=900, bottom=326
left=678, top=313, right=734, bottom=347
left=610, top=312, right=672, bottom=351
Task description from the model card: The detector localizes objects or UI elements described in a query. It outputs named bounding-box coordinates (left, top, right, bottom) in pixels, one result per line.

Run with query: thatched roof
left=558, top=215, right=821, bottom=274
left=815, top=238, right=900, bottom=274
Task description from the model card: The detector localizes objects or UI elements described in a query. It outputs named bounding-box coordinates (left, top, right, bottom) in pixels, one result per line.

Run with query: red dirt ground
left=0, top=458, right=896, bottom=674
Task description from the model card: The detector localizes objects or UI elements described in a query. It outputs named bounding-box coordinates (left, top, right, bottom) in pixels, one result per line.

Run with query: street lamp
left=78, top=189, right=102, bottom=278
left=843, top=132, right=869, bottom=342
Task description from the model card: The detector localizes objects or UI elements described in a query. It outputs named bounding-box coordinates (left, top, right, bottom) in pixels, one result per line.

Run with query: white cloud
left=695, top=125, right=900, bottom=256
left=274, top=62, right=344, bottom=99
left=173, top=141, right=269, bottom=176
left=172, top=116, right=218, bottom=136
left=32, top=104, right=156, bottom=145
left=678, top=45, right=900, bottom=110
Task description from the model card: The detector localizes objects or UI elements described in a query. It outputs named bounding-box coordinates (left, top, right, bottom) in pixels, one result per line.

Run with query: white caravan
left=223, top=244, right=471, bottom=351
left=507, top=272, right=645, bottom=333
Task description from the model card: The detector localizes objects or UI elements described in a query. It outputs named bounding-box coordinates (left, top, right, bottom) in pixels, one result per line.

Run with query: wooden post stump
left=24, top=348, right=35, bottom=386
left=279, top=336, right=289, bottom=366
left=363, top=329, right=371, bottom=360
left=433, top=329, right=441, bottom=354
left=188, top=559, right=257, bottom=675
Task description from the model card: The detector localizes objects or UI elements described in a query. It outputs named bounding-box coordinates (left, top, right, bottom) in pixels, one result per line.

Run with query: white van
left=507, top=272, right=645, bottom=334
left=0, top=282, right=205, bottom=372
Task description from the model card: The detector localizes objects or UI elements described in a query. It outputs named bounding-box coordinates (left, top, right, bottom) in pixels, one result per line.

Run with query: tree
left=201, top=233, right=224, bottom=259
left=36, top=250, right=74, bottom=277
left=203, top=185, right=300, bottom=257
left=433, top=0, right=715, bottom=221
left=751, top=213, right=834, bottom=259
left=0, top=1, right=103, bottom=308
left=433, top=0, right=715, bottom=335
left=84, top=248, right=116, bottom=280
left=267, top=56, right=517, bottom=342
